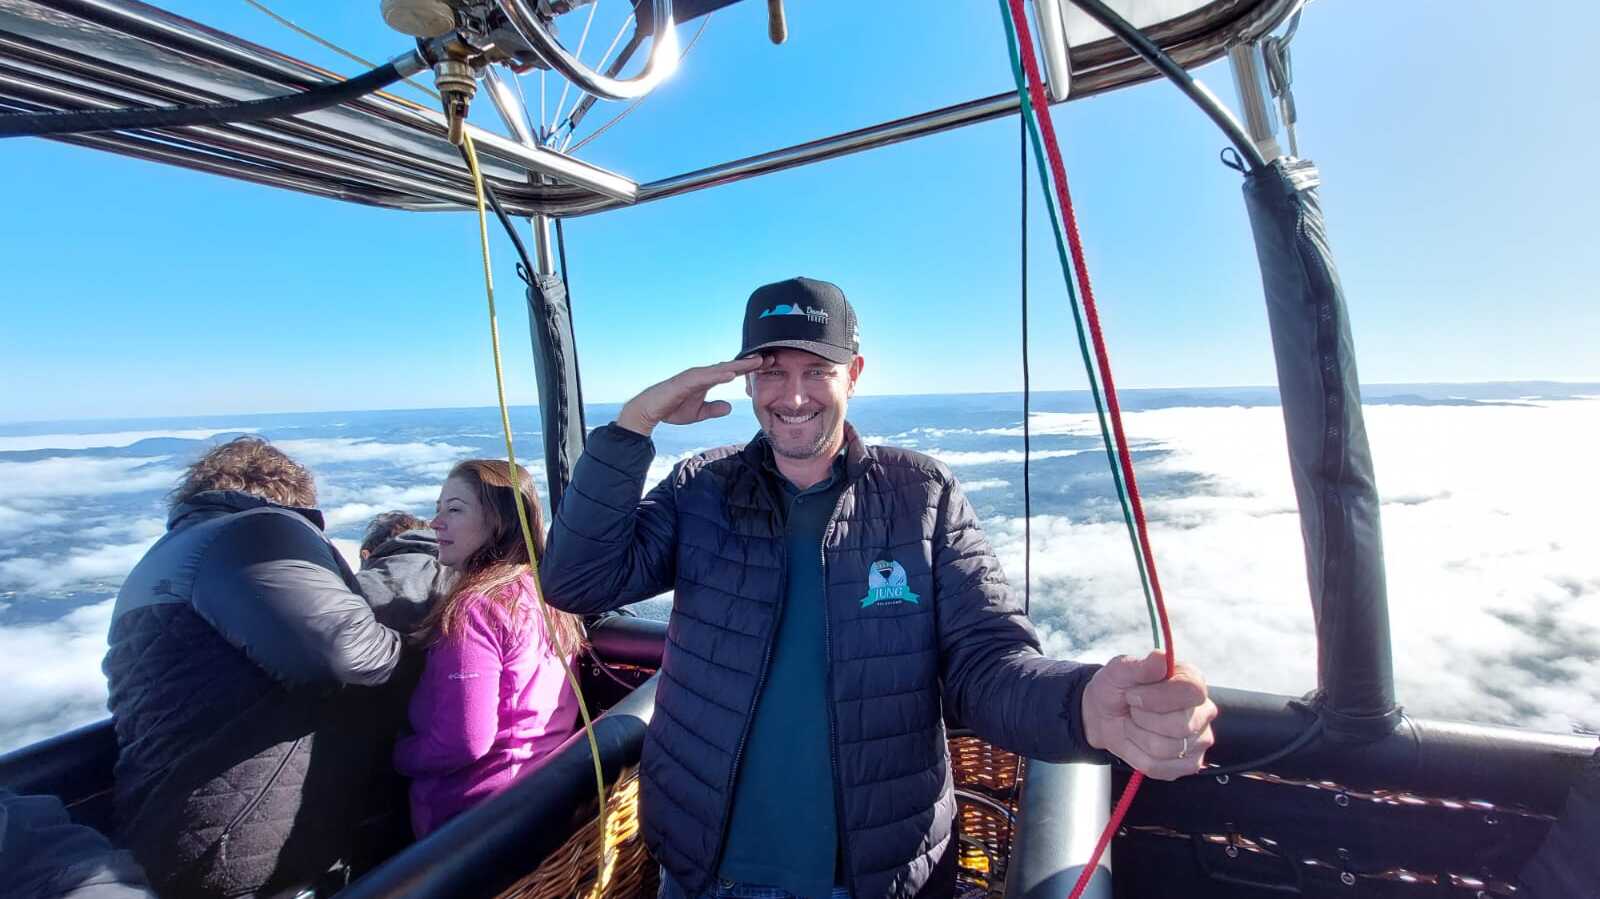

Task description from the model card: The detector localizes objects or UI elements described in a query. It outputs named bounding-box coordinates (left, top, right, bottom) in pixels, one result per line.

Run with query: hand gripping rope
left=997, top=3, right=1180, bottom=898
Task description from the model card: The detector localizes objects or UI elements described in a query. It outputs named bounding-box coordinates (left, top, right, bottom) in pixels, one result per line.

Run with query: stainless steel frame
left=495, top=0, right=678, bottom=101
left=2, top=0, right=1298, bottom=216
left=0, top=0, right=637, bottom=205
left=1227, top=42, right=1282, bottom=161
left=1034, top=0, right=1073, bottom=103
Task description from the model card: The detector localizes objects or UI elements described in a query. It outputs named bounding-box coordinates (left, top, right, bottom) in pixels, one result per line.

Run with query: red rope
left=1001, top=2, right=1178, bottom=896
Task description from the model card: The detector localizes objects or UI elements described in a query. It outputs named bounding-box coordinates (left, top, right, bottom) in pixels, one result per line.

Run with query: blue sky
left=3, top=0, right=1597, bottom=422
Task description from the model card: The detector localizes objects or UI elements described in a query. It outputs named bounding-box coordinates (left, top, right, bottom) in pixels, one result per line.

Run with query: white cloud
left=323, top=484, right=443, bottom=530
left=0, top=457, right=180, bottom=501
left=987, top=398, right=1600, bottom=734
left=272, top=438, right=473, bottom=468
left=962, top=479, right=1011, bottom=493
left=645, top=451, right=702, bottom=490
left=326, top=502, right=407, bottom=530
left=924, top=447, right=1088, bottom=467
left=0, top=599, right=115, bottom=753
left=0, top=427, right=257, bottom=452
left=331, top=539, right=363, bottom=572
left=2, top=398, right=1594, bottom=755
left=331, top=483, right=444, bottom=508
left=74, top=517, right=167, bottom=544
left=0, top=536, right=157, bottom=594
left=0, top=504, right=64, bottom=537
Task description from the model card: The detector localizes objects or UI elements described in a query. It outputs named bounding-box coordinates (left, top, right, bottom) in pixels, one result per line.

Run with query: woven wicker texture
left=500, top=766, right=658, bottom=899
left=500, top=737, right=1024, bottom=898
left=950, top=734, right=1024, bottom=896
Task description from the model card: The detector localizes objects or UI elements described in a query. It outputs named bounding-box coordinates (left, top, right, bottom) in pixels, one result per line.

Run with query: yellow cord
left=463, top=133, right=614, bottom=891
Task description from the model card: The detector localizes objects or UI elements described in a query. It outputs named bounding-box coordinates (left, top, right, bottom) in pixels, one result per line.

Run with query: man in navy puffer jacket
left=542, top=278, right=1219, bottom=899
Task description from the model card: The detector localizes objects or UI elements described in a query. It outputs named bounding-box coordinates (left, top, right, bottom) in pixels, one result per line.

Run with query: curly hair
left=360, top=510, right=430, bottom=556
left=169, top=436, right=316, bottom=510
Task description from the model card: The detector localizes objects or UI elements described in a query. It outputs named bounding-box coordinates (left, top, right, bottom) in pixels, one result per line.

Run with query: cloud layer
left=0, top=427, right=256, bottom=452
left=0, top=398, right=1593, bottom=754
left=974, top=400, right=1599, bottom=734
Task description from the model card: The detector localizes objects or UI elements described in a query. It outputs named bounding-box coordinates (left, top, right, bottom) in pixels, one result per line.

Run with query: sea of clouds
left=972, top=400, right=1600, bottom=734
left=0, top=396, right=1594, bottom=753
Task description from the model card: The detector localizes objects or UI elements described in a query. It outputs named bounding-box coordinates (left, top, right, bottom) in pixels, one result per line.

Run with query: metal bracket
left=1227, top=42, right=1281, bottom=161
left=1032, top=0, right=1072, bottom=102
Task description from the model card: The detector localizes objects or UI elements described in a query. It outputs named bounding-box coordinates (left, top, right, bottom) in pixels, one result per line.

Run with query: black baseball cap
left=737, top=277, right=859, bottom=365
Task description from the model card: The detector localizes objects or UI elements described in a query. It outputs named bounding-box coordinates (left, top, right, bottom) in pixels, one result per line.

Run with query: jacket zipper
left=819, top=463, right=869, bottom=898
left=709, top=465, right=789, bottom=891
left=217, top=735, right=303, bottom=861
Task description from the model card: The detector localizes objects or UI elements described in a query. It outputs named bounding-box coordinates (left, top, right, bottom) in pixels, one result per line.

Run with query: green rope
left=999, top=2, right=1160, bottom=647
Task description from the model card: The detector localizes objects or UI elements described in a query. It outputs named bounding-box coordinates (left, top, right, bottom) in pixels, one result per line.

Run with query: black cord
left=1020, top=106, right=1032, bottom=618
left=553, top=217, right=588, bottom=424
left=1205, top=719, right=1325, bottom=778
left=1069, top=0, right=1267, bottom=171
left=1013, top=104, right=1033, bottom=794
left=584, top=644, right=639, bottom=691
left=464, top=148, right=539, bottom=282
left=1, top=58, right=411, bottom=139
left=463, top=150, right=631, bottom=693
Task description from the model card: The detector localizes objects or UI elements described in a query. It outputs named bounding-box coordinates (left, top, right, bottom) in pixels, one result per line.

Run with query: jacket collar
left=167, top=489, right=326, bottom=532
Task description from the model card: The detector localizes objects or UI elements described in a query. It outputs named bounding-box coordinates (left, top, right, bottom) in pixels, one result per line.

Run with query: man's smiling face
left=746, top=348, right=864, bottom=461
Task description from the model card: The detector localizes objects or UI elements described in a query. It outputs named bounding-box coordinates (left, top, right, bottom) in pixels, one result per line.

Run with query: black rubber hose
left=0, top=56, right=414, bottom=139
left=460, top=143, right=538, bottom=282
left=1069, top=0, right=1268, bottom=171
left=1205, top=719, right=1325, bottom=777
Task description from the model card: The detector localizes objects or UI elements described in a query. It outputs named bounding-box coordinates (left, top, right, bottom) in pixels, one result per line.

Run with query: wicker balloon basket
left=499, top=766, right=658, bottom=899
left=949, top=734, right=1024, bottom=897
left=500, top=735, right=1023, bottom=899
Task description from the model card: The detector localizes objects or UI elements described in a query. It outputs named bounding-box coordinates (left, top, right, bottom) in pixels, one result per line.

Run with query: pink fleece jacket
left=393, top=573, right=579, bottom=837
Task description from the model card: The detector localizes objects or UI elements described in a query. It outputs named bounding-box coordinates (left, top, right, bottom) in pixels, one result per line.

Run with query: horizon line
left=4, top=378, right=1600, bottom=429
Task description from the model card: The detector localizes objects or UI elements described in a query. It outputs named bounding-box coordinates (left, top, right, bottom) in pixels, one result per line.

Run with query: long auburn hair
left=421, top=459, right=585, bottom=660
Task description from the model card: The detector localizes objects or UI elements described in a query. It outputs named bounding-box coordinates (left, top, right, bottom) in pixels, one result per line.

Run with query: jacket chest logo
left=860, top=559, right=920, bottom=608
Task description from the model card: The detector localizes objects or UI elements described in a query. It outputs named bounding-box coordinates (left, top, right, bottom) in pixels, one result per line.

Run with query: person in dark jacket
left=102, top=437, right=406, bottom=898
left=2, top=789, right=155, bottom=899
left=542, top=277, right=1220, bottom=899
left=356, top=510, right=441, bottom=633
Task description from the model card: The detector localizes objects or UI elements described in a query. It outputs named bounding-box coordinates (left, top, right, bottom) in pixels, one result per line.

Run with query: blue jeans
left=657, top=870, right=851, bottom=899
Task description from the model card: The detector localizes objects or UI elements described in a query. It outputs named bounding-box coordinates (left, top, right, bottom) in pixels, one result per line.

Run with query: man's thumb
left=1099, top=654, right=1143, bottom=692
left=1131, top=649, right=1170, bottom=684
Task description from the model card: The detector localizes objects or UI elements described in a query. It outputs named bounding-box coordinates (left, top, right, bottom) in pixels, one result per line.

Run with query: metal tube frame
left=495, top=0, right=678, bottom=101
left=1227, top=42, right=1282, bottom=161
left=4, top=0, right=638, bottom=201
left=1, top=0, right=1300, bottom=216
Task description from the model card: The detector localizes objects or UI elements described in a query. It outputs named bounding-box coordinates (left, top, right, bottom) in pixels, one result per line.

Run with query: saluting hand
left=616, top=356, right=767, bottom=436
left=1082, top=650, right=1218, bottom=781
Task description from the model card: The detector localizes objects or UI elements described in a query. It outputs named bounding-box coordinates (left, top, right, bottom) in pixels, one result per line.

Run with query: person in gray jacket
left=103, top=437, right=405, bottom=898
left=541, top=278, right=1219, bottom=899
left=356, top=511, right=440, bottom=633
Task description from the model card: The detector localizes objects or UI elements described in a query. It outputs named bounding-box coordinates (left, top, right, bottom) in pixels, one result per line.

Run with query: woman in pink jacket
left=393, top=459, right=584, bottom=838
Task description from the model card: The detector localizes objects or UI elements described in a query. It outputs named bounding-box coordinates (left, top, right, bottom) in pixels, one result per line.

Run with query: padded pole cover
left=526, top=273, right=587, bottom=512
left=1003, top=762, right=1112, bottom=899
left=1242, top=158, right=1399, bottom=741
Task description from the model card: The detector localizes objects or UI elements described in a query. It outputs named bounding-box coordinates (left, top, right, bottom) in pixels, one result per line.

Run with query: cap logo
left=759, top=303, right=829, bottom=324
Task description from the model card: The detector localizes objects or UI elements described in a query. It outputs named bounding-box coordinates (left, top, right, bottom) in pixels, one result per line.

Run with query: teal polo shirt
left=718, top=453, right=848, bottom=898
